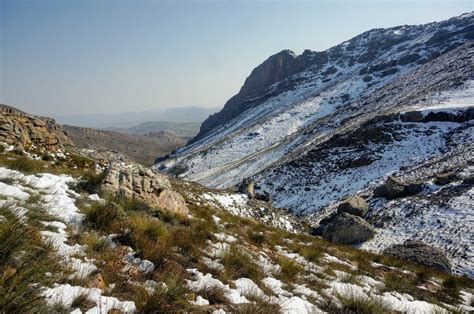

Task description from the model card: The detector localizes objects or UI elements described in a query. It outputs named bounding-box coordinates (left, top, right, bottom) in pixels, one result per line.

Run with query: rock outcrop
left=383, top=240, right=452, bottom=273
left=238, top=178, right=255, bottom=198
left=374, top=176, right=423, bottom=199
left=0, top=104, right=72, bottom=151
left=318, top=212, right=376, bottom=244
left=337, top=195, right=368, bottom=217
left=101, top=162, right=189, bottom=216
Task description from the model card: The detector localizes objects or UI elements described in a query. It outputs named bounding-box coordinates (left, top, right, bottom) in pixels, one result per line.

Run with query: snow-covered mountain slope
left=156, top=14, right=474, bottom=278
left=157, top=13, right=473, bottom=204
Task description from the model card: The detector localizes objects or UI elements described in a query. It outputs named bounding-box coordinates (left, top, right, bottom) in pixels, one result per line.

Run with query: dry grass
left=275, top=255, right=303, bottom=283
left=0, top=210, right=61, bottom=312
left=133, top=272, right=190, bottom=313
left=221, top=245, right=263, bottom=282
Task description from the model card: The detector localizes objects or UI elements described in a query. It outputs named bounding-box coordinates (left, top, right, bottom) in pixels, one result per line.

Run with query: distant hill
left=107, top=121, right=201, bottom=141
left=52, top=106, right=219, bottom=129
left=62, top=125, right=185, bottom=166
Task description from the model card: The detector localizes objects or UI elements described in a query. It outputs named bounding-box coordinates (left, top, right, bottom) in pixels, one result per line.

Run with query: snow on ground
left=265, top=120, right=464, bottom=214
left=413, top=80, right=474, bottom=115
left=0, top=167, right=135, bottom=309
left=362, top=186, right=474, bottom=277
left=186, top=269, right=250, bottom=304
left=42, top=284, right=136, bottom=314
left=201, top=191, right=298, bottom=231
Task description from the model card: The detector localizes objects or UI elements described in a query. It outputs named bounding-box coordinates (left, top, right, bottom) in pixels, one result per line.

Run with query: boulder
left=101, top=162, right=189, bottom=216
left=320, top=212, right=376, bottom=244
left=337, top=196, right=369, bottom=217
left=435, top=172, right=457, bottom=185
left=374, top=175, right=423, bottom=199
left=383, top=240, right=451, bottom=273
left=238, top=178, right=255, bottom=198
left=154, top=189, right=189, bottom=216
left=255, top=191, right=272, bottom=204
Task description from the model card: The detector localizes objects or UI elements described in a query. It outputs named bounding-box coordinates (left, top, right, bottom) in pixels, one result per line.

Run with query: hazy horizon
left=1, top=0, right=472, bottom=116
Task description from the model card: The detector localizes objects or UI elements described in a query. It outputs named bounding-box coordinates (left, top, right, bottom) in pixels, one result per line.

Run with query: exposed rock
left=435, top=172, right=457, bottom=185
left=238, top=178, right=255, bottom=198
left=337, top=195, right=368, bottom=217
left=101, top=162, right=189, bottom=215
left=255, top=191, right=272, bottom=204
left=320, top=212, right=375, bottom=244
left=0, top=105, right=72, bottom=151
left=154, top=189, right=189, bottom=216
left=383, top=240, right=452, bottom=273
left=374, top=176, right=423, bottom=199
left=376, top=176, right=407, bottom=198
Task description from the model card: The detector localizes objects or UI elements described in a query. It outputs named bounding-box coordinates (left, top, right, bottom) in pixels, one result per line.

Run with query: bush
left=130, top=214, right=168, bottom=240
left=83, top=202, right=121, bottom=232
left=0, top=216, right=60, bottom=312
left=198, top=285, right=229, bottom=305
left=276, top=255, right=303, bottom=282
left=134, top=272, right=189, bottom=313
left=78, top=171, right=106, bottom=194
left=335, top=292, right=391, bottom=314
left=222, top=245, right=263, bottom=282
left=3, top=156, right=45, bottom=174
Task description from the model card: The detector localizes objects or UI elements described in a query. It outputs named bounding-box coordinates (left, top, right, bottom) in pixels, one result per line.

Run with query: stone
left=383, top=240, right=451, bottom=273
left=255, top=191, right=272, bottom=204
left=155, top=189, right=189, bottom=216
left=102, top=162, right=189, bottom=215
left=238, top=178, right=255, bottom=198
left=374, top=175, right=423, bottom=199
left=435, top=172, right=457, bottom=185
left=337, top=195, right=369, bottom=217
left=321, top=212, right=375, bottom=244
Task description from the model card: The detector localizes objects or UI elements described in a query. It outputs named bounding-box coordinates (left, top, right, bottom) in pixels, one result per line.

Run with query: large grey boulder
left=321, top=212, right=376, bottom=244
left=337, top=196, right=369, bottom=217
left=383, top=240, right=451, bottom=273
left=101, top=162, right=189, bottom=215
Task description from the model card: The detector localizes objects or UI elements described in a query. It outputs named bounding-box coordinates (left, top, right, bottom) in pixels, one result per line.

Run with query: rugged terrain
left=157, top=13, right=474, bottom=277
left=63, top=124, right=185, bottom=166
left=1, top=106, right=473, bottom=313
left=107, top=120, right=201, bottom=140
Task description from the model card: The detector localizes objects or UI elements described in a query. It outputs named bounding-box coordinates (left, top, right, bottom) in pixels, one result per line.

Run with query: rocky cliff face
left=0, top=104, right=72, bottom=151
left=191, top=13, right=474, bottom=143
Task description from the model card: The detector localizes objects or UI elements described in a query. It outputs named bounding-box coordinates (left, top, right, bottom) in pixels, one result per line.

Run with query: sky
left=1, top=0, right=473, bottom=116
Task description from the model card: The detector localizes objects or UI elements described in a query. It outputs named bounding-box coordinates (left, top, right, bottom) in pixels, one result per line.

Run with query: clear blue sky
left=1, top=0, right=472, bottom=116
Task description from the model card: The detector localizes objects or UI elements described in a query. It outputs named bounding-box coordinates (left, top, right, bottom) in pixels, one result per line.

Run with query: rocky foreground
left=0, top=106, right=473, bottom=313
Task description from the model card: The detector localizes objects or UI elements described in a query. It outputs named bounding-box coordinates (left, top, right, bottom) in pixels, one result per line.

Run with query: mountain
left=1, top=106, right=473, bottom=313
left=106, top=120, right=201, bottom=141
left=62, top=125, right=186, bottom=166
left=157, top=13, right=474, bottom=276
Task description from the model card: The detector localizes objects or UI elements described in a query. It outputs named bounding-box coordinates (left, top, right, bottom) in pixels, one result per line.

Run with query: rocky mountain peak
left=239, top=49, right=297, bottom=97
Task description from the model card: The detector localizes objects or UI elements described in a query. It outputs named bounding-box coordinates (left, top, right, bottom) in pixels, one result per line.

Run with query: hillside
left=107, top=120, right=201, bottom=142
left=62, top=125, right=185, bottom=166
left=157, top=13, right=474, bottom=277
left=1, top=107, right=473, bottom=313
